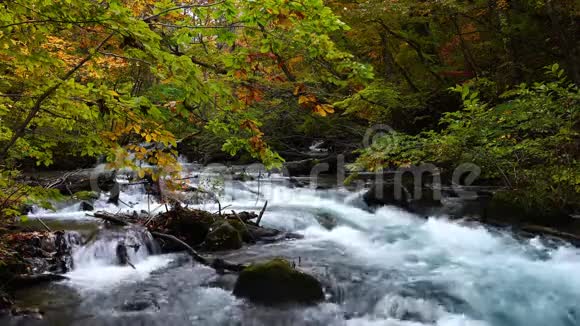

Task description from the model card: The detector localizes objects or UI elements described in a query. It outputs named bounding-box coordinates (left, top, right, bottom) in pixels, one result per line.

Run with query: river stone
left=315, top=211, right=337, bottom=230
left=363, top=182, right=410, bottom=209
left=233, top=259, right=324, bottom=305
left=79, top=201, right=94, bottom=211
left=205, top=221, right=243, bottom=251
left=0, top=290, right=13, bottom=315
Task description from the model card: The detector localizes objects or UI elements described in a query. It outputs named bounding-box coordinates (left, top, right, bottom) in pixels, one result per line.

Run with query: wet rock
left=233, top=259, right=324, bottom=305
left=0, top=291, right=13, bottom=315
left=79, top=201, right=94, bottom=211
left=50, top=231, right=75, bottom=273
left=288, top=177, right=308, bottom=188
left=18, top=204, right=34, bottom=215
left=107, top=190, right=120, bottom=206
left=2, top=231, right=78, bottom=277
left=232, top=172, right=255, bottom=181
left=205, top=221, right=243, bottom=251
left=116, top=240, right=132, bottom=267
left=284, top=232, right=305, bottom=240
left=245, top=224, right=280, bottom=239
left=363, top=182, right=410, bottom=209
left=11, top=307, right=43, bottom=320
left=121, top=299, right=158, bottom=312
left=315, top=211, right=337, bottom=230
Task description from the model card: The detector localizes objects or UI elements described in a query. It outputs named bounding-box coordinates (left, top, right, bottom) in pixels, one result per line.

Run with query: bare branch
left=143, top=1, right=226, bottom=22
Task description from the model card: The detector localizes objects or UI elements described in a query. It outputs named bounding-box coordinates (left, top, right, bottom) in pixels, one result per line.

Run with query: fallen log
left=90, top=212, right=131, bottom=226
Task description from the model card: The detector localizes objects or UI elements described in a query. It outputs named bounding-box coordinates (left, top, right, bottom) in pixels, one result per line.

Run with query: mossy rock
left=73, top=191, right=100, bottom=201
left=233, top=259, right=324, bottom=305
left=205, top=221, right=243, bottom=251
left=226, top=219, right=253, bottom=243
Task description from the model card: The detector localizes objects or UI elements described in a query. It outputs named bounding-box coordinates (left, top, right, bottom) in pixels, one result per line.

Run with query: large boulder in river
left=205, top=221, right=243, bottom=251
left=79, top=201, right=94, bottom=211
left=233, top=259, right=324, bottom=305
left=363, top=182, right=410, bottom=209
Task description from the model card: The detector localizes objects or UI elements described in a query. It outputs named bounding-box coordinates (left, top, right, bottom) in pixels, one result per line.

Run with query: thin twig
left=36, top=218, right=52, bottom=232
left=213, top=204, right=231, bottom=214
left=150, top=232, right=207, bottom=264
left=143, top=1, right=226, bottom=22
left=256, top=200, right=268, bottom=226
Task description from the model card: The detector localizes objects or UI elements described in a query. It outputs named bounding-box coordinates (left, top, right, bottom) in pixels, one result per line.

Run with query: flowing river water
left=6, top=169, right=580, bottom=326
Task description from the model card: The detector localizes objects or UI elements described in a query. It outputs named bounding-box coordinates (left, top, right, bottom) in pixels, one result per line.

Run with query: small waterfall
left=63, top=226, right=170, bottom=292
left=73, top=226, right=160, bottom=268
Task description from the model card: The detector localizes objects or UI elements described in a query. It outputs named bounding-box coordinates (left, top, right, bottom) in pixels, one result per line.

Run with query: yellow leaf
left=313, top=104, right=334, bottom=117
left=145, top=134, right=152, bottom=142
left=320, top=104, right=335, bottom=114
left=313, top=105, right=327, bottom=117
left=298, top=94, right=316, bottom=105
left=138, top=169, right=145, bottom=178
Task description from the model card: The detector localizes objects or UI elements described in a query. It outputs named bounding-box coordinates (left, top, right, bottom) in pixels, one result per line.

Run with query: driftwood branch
left=256, top=200, right=268, bottom=226
left=90, top=212, right=130, bottom=226
left=35, top=218, right=52, bottom=232
left=150, top=232, right=207, bottom=264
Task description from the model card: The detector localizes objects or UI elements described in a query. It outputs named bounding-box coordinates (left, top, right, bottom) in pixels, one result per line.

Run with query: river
left=7, top=169, right=580, bottom=326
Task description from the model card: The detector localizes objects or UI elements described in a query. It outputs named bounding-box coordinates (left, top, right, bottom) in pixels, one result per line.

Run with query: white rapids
left=25, top=172, right=580, bottom=326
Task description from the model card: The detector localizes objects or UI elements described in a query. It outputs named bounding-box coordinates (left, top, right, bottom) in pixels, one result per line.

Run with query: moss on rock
left=205, top=221, right=243, bottom=251
left=226, top=219, right=253, bottom=243
left=73, top=191, right=100, bottom=201
left=233, top=259, right=324, bottom=305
